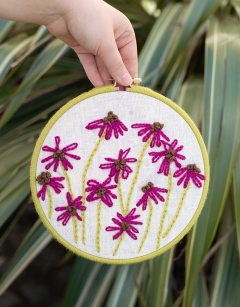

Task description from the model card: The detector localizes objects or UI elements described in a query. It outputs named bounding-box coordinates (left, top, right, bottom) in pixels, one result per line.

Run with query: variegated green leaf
left=0, top=220, right=52, bottom=295
left=183, top=16, right=240, bottom=307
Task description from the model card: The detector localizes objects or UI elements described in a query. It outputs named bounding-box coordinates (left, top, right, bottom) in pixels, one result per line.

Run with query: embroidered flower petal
left=174, top=168, right=187, bottom=178
left=113, top=230, right=124, bottom=240
left=191, top=175, right=203, bottom=188
left=37, top=185, right=47, bottom=201
left=112, top=218, right=122, bottom=226
left=75, top=212, right=82, bottom=221
left=183, top=173, right=191, bottom=188
left=101, top=193, right=114, bottom=207
left=55, top=206, right=66, bottom=211
left=121, top=148, right=131, bottom=159
left=85, top=119, right=103, bottom=129
left=126, top=230, right=137, bottom=240
left=176, top=173, right=187, bottom=186
left=42, top=146, right=55, bottom=153
left=62, top=143, right=78, bottom=152
left=130, top=225, right=139, bottom=233
left=106, top=226, right=121, bottom=231
left=61, top=158, right=73, bottom=171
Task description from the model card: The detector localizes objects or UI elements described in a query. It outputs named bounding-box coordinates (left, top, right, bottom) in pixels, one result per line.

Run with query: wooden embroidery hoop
left=30, top=84, right=209, bottom=264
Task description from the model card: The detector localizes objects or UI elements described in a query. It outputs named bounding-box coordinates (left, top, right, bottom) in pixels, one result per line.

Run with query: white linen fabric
left=35, top=91, right=205, bottom=260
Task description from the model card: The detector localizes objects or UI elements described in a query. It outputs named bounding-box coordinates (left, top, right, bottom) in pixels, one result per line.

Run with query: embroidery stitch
left=113, top=233, right=125, bottom=256
left=86, top=177, right=117, bottom=207
left=99, top=148, right=137, bottom=183
left=149, top=139, right=186, bottom=176
left=162, top=183, right=191, bottom=238
left=81, top=132, right=106, bottom=244
left=36, top=171, right=65, bottom=201
left=46, top=186, right=53, bottom=218
left=125, top=136, right=152, bottom=213
left=117, top=174, right=125, bottom=214
left=173, top=164, right=205, bottom=188
left=106, top=208, right=143, bottom=241
left=55, top=192, right=86, bottom=243
left=72, top=216, right=78, bottom=243
left=136, top=182, right=168, bottom=211
left=41, top=136, right=80, bottom=172
left=60, top=164, right=74, bottom=197
left=156, top=170, right=173, bottom=249
left=30, top=85, right=210, bottom=264
left=96, top=201, right=102, bottom=253
left=86, top=111, right=128, bottom=140
left=138, top=199, right=153, bottom=253
left=131, top=122, right=170, bottom=148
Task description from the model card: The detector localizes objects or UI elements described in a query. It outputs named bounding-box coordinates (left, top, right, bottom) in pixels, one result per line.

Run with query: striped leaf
left=183, top=16, right=240, bottom=307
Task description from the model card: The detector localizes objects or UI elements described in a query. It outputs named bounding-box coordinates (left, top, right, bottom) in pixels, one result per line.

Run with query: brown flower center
left=186, top=164, right=201, bottom=173
left=121, top=222, right=131, bottom=231
left=52, top=150, right=65, bottom=161
left=150, top=122, right=164, bottom=131
left=165, top=149, right=176, bottom=162
left=141, top=182, right=154, bottom=193
left=66, top=205, right=77, bottom=216
left=114, top=159, right=126, bottom=171
left=36, top=171, right=51, bottom=185
left=103, top=111, right=119, bottom=124
left=96, top=187, right=106, bottom=197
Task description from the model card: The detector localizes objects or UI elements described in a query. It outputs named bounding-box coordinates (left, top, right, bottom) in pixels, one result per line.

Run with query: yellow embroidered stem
left=138, top=200, right=153, bottom=253
left=72, top=216, right=78, bottom=243
left=126, top=136, right=152, bottom=213
left=117, top=173, right=125, bottom=214
left=162, top=183, right=191, bottom=238
left=96, top=201, right=102, bottom=253
left=156, top=170, right=173, bottom=250
left=81, top=212, right=86, bottom=245
left=81, top=132, right=105, bottom=245
left=113, top=233, right=125, bottom=256
left=46, top=186, right=53, bottom=219
left=60, top=163, right=74, bottom=198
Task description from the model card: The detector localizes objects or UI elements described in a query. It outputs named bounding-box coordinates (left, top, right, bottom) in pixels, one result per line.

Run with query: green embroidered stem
left=138, top=199, right=153, bottom=253
left=81, top=132, right=105, bottom=245
left=61, top=163, right=74, bottom=198
left=162, top=183, right=191, bottom=238
left=113, top=233, right=125, bottom=256
left=117, top=173, right=125, bottom=214
left=46, top=186, right=53, bottom=218
left=126, top=137, right=152, bottom=214
left=81, top=212, right=86, bottom=245
left=156, top=170, right=173, bottom=250
left=96, top=201, right=102, bottom=253
left=72, top=216, right=78, bottom=243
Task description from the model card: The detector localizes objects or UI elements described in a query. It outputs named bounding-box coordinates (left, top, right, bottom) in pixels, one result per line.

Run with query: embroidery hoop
left=30, top=85, right=209, bottom=264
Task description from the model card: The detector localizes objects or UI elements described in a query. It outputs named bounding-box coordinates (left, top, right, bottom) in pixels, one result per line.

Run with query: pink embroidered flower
left=106, top=208, right=143, bottom=240
left=36, top=171, right=65, bottom=201
left=85, top=111, right=128, bottom=140
left=99, top=148, right=137, bottom=183
left=149, top=139, right=186, bottom=176
left=136, top=182, right=168, bottom=211
left=173, top=164, right=205, bottom=188
left=131, top=122, right=169, bottom=148
left=86, top=177, right=117, bottom=207
left=41, top=136, right=81, bottom=172
left=55, top=192, right=86, bottom=226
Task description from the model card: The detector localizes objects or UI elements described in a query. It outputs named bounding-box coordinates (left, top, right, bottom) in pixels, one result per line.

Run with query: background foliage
left=0, top=0, right=240, bottom=306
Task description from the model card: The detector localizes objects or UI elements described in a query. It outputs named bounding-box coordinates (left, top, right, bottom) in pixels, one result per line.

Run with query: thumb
left=100, top=42, right=133, bottom=86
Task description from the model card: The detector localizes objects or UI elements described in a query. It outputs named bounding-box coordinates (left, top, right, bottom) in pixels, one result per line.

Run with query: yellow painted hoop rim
left=30, top=85, right=210, bottom=264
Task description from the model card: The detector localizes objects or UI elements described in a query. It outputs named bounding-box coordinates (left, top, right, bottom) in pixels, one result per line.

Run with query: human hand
left=0, top=0, right=138, bottom=87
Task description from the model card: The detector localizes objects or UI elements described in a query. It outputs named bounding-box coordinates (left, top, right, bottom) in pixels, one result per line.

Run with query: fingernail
left=121, top=73, right=132, bottom=86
